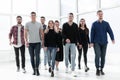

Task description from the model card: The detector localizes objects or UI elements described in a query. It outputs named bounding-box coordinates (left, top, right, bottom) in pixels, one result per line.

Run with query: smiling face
left=48, top=20, right=54, bottom=29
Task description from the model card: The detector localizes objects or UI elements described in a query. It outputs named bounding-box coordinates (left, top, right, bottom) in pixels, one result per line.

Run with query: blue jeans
left=47, top=47, right=57, bottom=70
left=65, top=43, right=76, bottom=71
left=28, top=43, right=41, bottom=70
left=44, top=48, right=48, bottom=66
left=94, top=43, right=107, bottom=69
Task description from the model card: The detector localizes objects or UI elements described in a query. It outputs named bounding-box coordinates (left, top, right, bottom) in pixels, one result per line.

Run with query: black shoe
left=85, top=67, right=90, bottom=72
left=101, top=69, right=105, bottom=75
left=32, top=69, right=36, bottom=75
left=49, top=67, right=51, bottom=73
left=96, top=69, right=100, bottom=76
left=51, top=71, right=54, bottom=77
left=78, top=64, right=81, bottom=69
left=36, top=69, right=40, bottom=76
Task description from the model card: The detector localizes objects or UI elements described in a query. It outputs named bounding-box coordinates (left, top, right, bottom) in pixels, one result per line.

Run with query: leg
left=14, top=47, right=20, bottom=69
left=100, top=44, right=107, bottom=75
left=77, top=46, right=82, bottom=69
left=34, top=43, right=41, bottom=76
left=94, top=43, right=101, bottom=76
left=83, top=44, right=88, bottom=67
left=70, top=44, right=76, bottom=71
left=20, top=45, right=25, bottom=69
left=34, top=43, right=41, bottom=69
left=94, top=43, right=101, bottom=69
left=51, top=48, right=57, bottom=71
left=44, top=49, right=48, bottom=66
left=69, top=49, right=71, bottom=64
left=65, top=44, right=70, bottom=68
left=28, top=44, right=35, bottom=70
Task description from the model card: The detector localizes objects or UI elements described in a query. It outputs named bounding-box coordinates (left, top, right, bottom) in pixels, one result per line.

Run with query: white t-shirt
left=13, top=26, right=22, bottom=48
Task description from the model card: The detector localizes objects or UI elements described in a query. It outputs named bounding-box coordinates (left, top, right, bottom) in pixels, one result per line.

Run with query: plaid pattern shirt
left=9, top=25, right=25, bottom=45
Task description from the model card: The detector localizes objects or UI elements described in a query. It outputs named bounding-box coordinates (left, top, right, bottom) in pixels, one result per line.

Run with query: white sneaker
left=71, top=71, right=77, bottom=77
left=65, top=68, right=69, bottom=73
left=22, top=68, right=26, bottom=73
left=45, top=66, right=47, bottom=70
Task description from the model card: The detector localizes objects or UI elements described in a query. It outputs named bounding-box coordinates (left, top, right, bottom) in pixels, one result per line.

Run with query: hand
left=79, top=45, right=82, bottom=49
left=9, top=41, right=12, bottom=45
left=90, top=43, right=94, bottom=47
left=112, top=40, right=115, bottom=44
left=88, top=44, right=91, bottom=48
left=25, top=41, right=29, bottom=47
left=57, top=48, right=60, bottom=52
left=44, top=47, right=47, bottom=51
left=66, top=39, right=70, bottom=43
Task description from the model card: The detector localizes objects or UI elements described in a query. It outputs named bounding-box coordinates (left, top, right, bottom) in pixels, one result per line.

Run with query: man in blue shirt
left=90, top=10, right=115, bottom=76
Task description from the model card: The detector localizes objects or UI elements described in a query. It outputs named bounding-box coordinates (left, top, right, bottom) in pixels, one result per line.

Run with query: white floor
left=0, top=49, right=120, bottom=80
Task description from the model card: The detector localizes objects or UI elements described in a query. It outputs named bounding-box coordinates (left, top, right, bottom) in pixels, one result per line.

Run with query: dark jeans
left=28, top=43, right=41, bottom=70
left=94, top=43, right=107, bottom=69
left=77, top=44, right=88, bottom=67
left=14, top=45, right=25, bottom=68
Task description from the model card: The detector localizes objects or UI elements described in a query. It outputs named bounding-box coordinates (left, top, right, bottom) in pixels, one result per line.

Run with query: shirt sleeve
left=40, top=23, right=43, bottom=30
left=107, top=22, right=114, bottom=40
left=24, top=23, right=28, bottom=29
left=90, top=23, right=95, bottom=43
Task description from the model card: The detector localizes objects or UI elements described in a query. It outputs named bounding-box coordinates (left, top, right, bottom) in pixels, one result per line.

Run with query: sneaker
left=71, top=71, right=77, bottom=77
left=96, top=69, right=100, bottom=76
left=100, top=69, right=105, bottom=75
left=65, top=68, right=69, bottom=73
left=85, top=67, right=90, bottom=72
left=36, top=69, right=40, bottom=76
left=51, top=71, right=54, bottom=77
left=45, top=66, right=47, bottom=70
left=32, top=69, right=36, bottom=75
left=22, top=68, right=26, bottom=73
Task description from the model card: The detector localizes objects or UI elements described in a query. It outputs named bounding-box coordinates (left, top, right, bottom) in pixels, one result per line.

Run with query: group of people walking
left=9, top=10, right=115, bottom=77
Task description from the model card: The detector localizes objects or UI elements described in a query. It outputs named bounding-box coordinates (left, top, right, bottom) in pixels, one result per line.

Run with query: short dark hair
left=55, top=20, right=59, bottom=23
left=41, top=16, right=45, bottom=19
left=69, top=13, right=74, bottom=16
left=97, top=10, right=103, bottom=14
left=31, top=12, right=36, bottom=15
left=16, top=16, right=22, bottom=19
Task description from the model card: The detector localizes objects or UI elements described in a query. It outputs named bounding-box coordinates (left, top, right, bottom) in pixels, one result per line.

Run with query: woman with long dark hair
left=77, top=18, right=90, bottom=72
left=54, top=20, right=63, bottom=71
left=44, top=20, right=59, bottom=77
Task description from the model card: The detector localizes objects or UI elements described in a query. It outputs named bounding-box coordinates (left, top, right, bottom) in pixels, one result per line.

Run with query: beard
left=17, top=22, right=21, bottom=24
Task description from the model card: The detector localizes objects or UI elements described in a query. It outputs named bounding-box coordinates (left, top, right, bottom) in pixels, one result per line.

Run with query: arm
left=9, top=27, right=13, bottom=45
left=107, top=22, right=115, bottom=43
left=40, top=29, right=44, bottom=47
left=62, top=24, right=70, bottom=43
left=90, top=23, right=95, bottom=47
left=24, top=28, right=29, bottom=47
